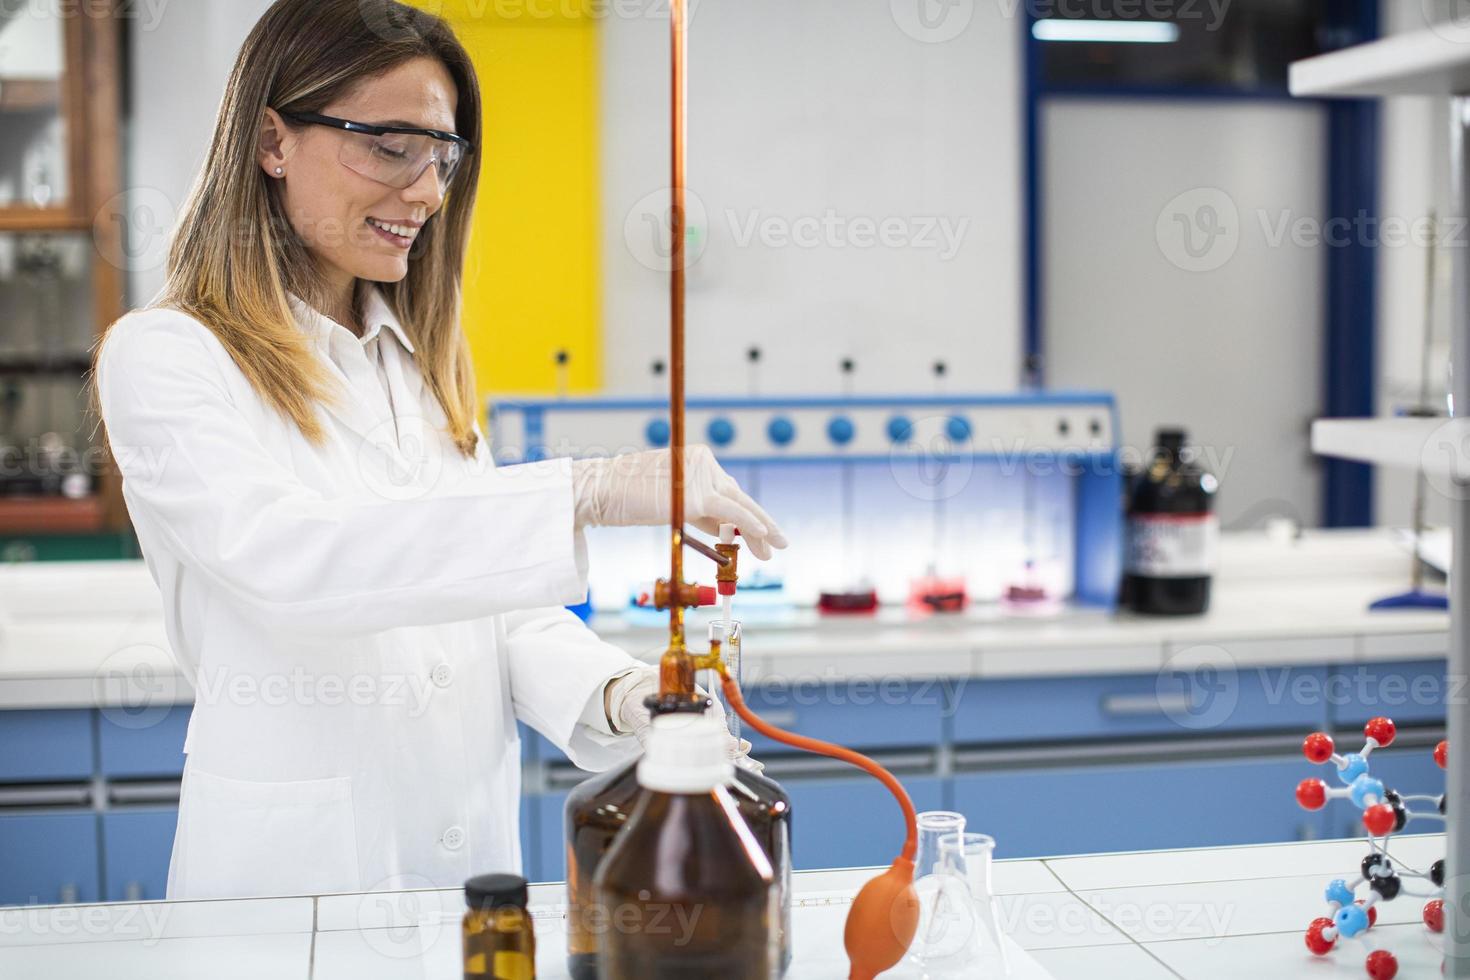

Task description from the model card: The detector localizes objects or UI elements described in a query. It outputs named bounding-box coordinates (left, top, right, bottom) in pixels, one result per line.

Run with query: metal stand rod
left=1446, top=95, right=1470, bottom=977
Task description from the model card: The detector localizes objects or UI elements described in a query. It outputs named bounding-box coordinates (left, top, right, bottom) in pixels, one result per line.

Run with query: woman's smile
left=366, top=215, right=420, bottom=248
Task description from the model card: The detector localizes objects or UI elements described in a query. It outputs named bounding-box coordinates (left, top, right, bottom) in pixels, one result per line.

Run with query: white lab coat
left=95, top=288, right=643, bottom=900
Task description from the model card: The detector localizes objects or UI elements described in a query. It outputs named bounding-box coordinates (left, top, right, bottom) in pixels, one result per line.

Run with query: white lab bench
left=0, top=527, right=1454, bottom=899
left=0, top=834, right=1447, bottom=978
left=0, top=528, right=1451, bottom=705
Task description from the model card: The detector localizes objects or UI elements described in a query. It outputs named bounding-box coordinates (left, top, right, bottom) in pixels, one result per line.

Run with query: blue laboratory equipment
left=488, top=389, right=1125, bottom=614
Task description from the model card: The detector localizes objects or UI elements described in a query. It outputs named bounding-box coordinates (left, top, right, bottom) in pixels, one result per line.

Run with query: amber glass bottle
left=462, top=873, right=535, bottom=980
left=593, top=715, right=777, bottom=979
left=564, top=701, right=791, bottom=978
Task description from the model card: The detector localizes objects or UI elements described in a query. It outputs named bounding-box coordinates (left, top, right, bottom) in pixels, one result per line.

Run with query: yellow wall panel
left=419, top=3, right=601, bottom=398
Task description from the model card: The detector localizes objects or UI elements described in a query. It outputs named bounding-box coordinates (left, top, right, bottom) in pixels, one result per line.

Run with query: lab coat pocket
left=177, top=768, right=361, bottom=898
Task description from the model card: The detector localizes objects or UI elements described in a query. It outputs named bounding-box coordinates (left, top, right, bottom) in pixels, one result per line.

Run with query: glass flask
left=564, top=697, right=792, bottom=977
left=906, top=811, right=967, bottom=972
left=593, top=714, right=777, bottom=979
left=933, top=832, right=1010, bottom=977
left=462, top=873, right=536, bottom=980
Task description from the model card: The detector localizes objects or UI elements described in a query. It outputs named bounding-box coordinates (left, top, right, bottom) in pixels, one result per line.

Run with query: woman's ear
left=257, top=107, right=292, bottom=178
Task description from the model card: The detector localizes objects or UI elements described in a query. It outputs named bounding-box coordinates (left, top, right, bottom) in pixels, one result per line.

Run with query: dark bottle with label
left=593, top=714, right=777, bottom=980
left=1124, top=428, right=1219, bottom=615
left=564, top=701, right=792, bottom=979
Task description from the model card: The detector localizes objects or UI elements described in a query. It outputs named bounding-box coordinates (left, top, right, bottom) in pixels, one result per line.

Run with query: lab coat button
left=431, top=663, right=454, bottom=688
left=442, top=826, right=465, bottom=850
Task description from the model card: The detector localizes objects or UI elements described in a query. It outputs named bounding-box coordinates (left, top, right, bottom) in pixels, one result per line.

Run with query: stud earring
left=274, top=167, right=283, bottom=176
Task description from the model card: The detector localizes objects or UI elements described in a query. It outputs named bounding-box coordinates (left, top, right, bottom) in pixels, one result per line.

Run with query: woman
left=94, top=0, right=785, bottom=900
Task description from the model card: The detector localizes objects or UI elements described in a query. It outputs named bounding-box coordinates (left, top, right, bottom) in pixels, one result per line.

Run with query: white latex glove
left=603, top=667, right=764, bottom=774
left=571, top=445, right=788, bottom=560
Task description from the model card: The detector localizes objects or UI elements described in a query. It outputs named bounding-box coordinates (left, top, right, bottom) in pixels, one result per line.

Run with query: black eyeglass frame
left=278, top=110, right=473, bottom=184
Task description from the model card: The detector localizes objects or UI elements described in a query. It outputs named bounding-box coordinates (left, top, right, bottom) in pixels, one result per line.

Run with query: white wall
left=1043, top=100, right=1327, bottom=529
left=598, top=0, right=1023, bottom=397
left=1373, top=0, right=1454, bottom=530
left=127, top=0, right=274, bottom=305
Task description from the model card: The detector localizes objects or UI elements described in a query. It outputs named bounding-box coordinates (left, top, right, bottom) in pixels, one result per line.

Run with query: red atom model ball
left=1296, top=778, right=1327, bottom=811
left=1363, top=803, right=1396, bottom=837
left=1304, top=732, right=1335, bottom=764
left=1435, top=740, right=1448, bottom=770
left=1425, top=898, right=1445, bottom=933
left=1356, top=900, right=1377, bottom=927
left=1366, top=949, right=1398, bottom=980
left=1364, top=717, right=1396, bottom=747
left=1305, top=917, right=1336, bottom=955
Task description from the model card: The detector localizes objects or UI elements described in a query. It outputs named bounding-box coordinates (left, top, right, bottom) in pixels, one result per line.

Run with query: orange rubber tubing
left=719, top=669, right=917, bottom=862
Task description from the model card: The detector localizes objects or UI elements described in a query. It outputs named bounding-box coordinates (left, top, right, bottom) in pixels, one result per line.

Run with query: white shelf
left=1290, top=27, right=1470, bottom=97
left=1311, top=416, right=1470, bottom=479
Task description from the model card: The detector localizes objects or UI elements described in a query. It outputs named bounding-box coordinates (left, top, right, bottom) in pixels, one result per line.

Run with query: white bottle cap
left=637, top=714, right=733, bottom=793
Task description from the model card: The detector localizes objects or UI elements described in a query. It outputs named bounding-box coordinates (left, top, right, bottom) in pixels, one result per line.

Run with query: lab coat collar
left=286, top=286, right=417, bottom=354
left=360, top=287, right=417, bottom=354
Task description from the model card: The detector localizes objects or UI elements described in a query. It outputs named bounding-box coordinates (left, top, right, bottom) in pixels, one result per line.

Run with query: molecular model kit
left=1293, top=716, right=1448, bottom=978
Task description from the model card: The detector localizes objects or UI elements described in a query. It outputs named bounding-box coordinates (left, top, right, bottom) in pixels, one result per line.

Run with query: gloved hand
left=603, top=667, right=764, bottom=774
left=571, top=445, right=788, bottom=560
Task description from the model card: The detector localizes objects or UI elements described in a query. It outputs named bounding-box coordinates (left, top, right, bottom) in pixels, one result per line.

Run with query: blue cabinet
left=0, top=812, right=100, bottom=906
left=0, top=710, right=93, bottom=782
left=534, top=790, right=571, bottom=883
left=952, top=757, right=1323, bottom=860
left=101, top=809, right=177, bottom=901
left=98, top=705, right=190, bottom=778
left=951, top=668, right=1331, bottom=744
left=786, top=775, right=944, bottom=870
left=1329, top=659, right=1447, bottom=728
left=743, top=682, right=945, bottom=755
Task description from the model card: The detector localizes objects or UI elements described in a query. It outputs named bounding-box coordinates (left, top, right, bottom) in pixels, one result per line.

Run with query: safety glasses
left=280, top=111, right=472, bottom=191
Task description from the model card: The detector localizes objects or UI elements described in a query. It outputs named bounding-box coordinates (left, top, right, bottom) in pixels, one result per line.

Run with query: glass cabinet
left=0, top=5, right=124, bottom=536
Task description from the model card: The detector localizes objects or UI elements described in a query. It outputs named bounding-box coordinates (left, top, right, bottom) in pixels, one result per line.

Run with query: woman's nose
left=401, top=160, right=444, bottom=212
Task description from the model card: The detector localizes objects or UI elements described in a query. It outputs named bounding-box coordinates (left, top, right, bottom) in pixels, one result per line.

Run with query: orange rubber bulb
left=845, top=857, right=919, bottom=980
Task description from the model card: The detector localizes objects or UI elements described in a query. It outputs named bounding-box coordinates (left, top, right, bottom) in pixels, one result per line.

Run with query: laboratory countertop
left=0, top=529, right=1450, bottom=708
left=0, top=834, right=1447, bottom=978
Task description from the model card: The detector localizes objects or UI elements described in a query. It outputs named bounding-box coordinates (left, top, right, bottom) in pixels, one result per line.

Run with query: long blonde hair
left=111, top=0, right=484, bottom=455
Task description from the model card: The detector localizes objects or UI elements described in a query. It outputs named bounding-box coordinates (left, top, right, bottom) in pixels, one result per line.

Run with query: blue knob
left=827, top=415, right=855, bottom=446
left=645, top=418, right=671, bottom=447
left=946, top=415, right=972, bottom=443
left=767, top=416, right=796, bottom=446
left=707, top=417, right=736, bottom=447
left=887, top=415, right=913, bottom=444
